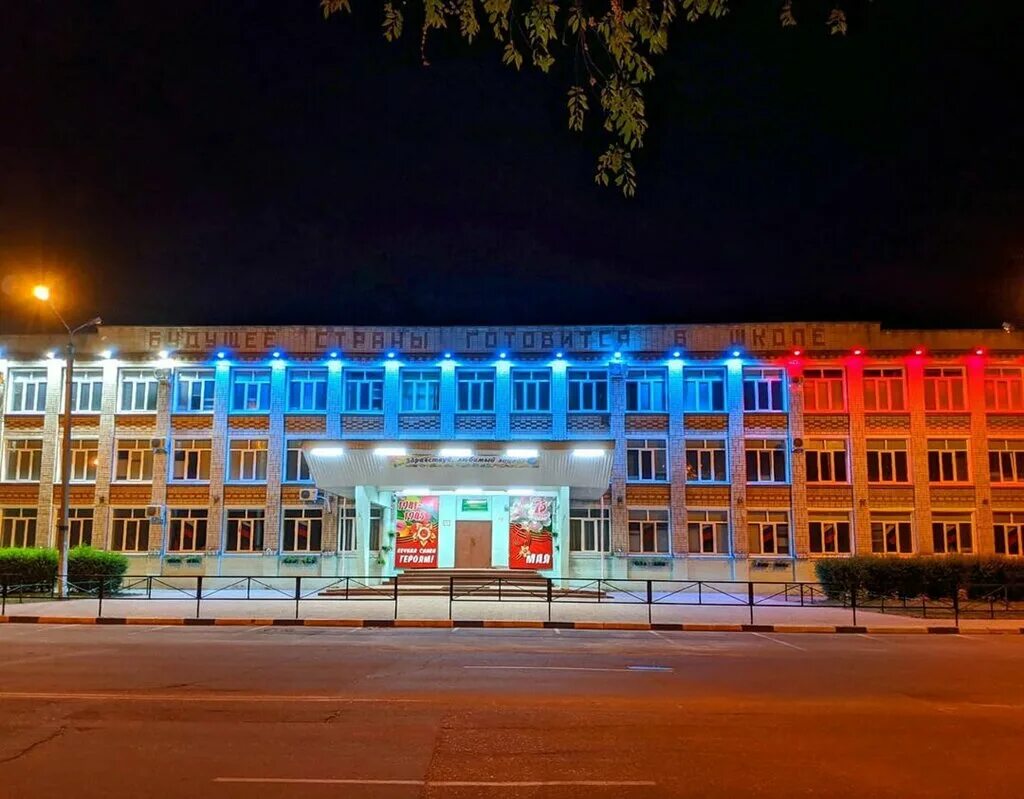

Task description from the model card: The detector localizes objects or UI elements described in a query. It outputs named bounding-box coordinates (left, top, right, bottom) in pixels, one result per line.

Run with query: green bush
left=68, top=547, right=129, bottom=593
left=0, top=548, right=58, bottom=587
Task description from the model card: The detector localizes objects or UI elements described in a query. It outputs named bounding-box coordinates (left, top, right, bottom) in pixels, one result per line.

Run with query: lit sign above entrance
left=392, top=455, right=539, bottom=469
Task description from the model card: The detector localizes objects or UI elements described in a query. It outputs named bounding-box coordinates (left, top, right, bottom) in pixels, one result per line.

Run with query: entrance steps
left=319, top=568, right=605, bottom=599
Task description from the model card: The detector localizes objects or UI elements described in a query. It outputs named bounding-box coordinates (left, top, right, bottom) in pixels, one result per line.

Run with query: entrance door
left=455, top=521, right=492, bottom=568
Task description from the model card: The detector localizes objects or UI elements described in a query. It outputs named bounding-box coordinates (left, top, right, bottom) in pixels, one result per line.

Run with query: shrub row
left=0, top=547, right=129, bottom=593
left=814, top=556, right=1024, bottom=602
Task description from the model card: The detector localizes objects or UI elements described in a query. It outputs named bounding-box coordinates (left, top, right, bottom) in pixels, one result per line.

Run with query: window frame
left=862, top=368, right=906, bottom=412
left=0, top=508, right=38, bottom=548
left=804, top=438, right=849, bottom=484
left=171, top=438, right=212, bottom=482
left=685, top=438, right=728, bottom=483
left=626, top=438, right=668, bottom=482
left=66, top=507, right=94, bottom=548
left=683, top=368, right=725, bottom=413
left=687, top=509, right=730, bottom=555
left=69, top=368, right=104, bottom=413
left=456, top=368, right=496, bottom=413
left=230, top=368, right=272, bottom=413
left=282, top=508, right=323, bottom=553
left=988, top=439, right=1024, bottom=484
left=227, top=439, right=269, bottom=483
left=931, top=513, right=974, bottom=554
left=225, top=508, right=266, bottom=553
left=866, top=438, right=910, bottom=484
left=747, top=510, right=791, bottom=556
left=174, top=368, right=216, bottom=413
left=743, top=367, right=786, bottom=412
left=625, top=368, right=666, bottom=413
left=994, top=512, right=1024, bottom=556
left=924, top=367, right=967, bottom=412
left=109, top=508, right=151, bottom=552
left=927, top=438, right=971, bottom=483
left=985, top=367, right=1024, bottom=412
left=113, top=439, right=155, bottom=482
left=7, top=369, right=48, bottom=413
left=745, top=438, right=788, bottom=484
left=567, top=369, right=609, bottom=413
left=870, top=512, right=914, bottom=555
left=286, top=368, right=328, bottom=413
left=284, top=442, right=313, bottom=483
left=68, top=438, right=99, bottom=483
left=167, top=508, right=208, bottom=553
left=569, top=507, right=611, bottom=553
left=400, top=368, right=441, bottom=413
left=808, top=511, right=853, bottom=555
left=343, top=368, right=384, bottom=413
left=627, top=508, right=670, bottom=554
left=4, top=438, right=43, bottom=482
left=802, top=368, right=846, bottom=413
left=511, top=368, right=552, bottom=413
left=118, top=368, right=159, bottom=413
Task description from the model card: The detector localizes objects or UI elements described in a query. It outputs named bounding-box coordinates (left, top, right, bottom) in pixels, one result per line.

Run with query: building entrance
left=455, top=521, right=492, bottom=568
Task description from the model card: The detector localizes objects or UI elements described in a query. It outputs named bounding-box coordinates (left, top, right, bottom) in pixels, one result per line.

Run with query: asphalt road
left=0, top=626, right=1021, bottom=798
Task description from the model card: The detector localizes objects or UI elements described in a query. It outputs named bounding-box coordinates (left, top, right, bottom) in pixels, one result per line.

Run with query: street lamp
left=33, top=285, right=102, bottom=598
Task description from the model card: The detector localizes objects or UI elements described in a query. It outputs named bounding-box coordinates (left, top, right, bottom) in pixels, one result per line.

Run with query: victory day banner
left=394, top=495, right=439, bottom=569
left=508, top=496, right=555, bottom=570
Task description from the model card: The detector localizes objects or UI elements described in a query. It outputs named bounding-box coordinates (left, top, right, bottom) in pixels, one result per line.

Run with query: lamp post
left=32, top=285, right=102, bottom=598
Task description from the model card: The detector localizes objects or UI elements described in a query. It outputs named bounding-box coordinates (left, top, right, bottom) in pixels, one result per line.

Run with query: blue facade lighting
left=271, top=351, right=281, bottom=359
left=443, top=352, right=452, bottom=359
left=613, top=351, right=622, bottom=360
left=672, top=350, right=682, bottom=358
left=387, top=351, right=396, bottom=359
left=329, top=351, right=339, bottom=359
left=731, top=349, right=742, bottom=358
left=216, top=351, right=226, bottom=360
left=555, top=351, right=564, bottom=359
left=499, top=351, right=507, bottom=359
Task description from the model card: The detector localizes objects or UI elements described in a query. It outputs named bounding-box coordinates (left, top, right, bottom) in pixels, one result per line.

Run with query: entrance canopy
left=302, top=441, right=614, bottom=499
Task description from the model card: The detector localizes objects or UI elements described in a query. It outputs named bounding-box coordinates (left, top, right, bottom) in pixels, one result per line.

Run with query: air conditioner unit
left=146, top=504, right=165, bottom=523
left=298, top=488, right=320, bottom=503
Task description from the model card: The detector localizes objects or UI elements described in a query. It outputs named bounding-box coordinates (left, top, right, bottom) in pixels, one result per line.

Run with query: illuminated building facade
left=1, top=321, right=1023, bottom=582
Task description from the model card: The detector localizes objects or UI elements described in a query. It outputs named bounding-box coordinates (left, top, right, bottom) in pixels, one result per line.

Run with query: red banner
left=508, top=496, right=554, bottom=570
left=394, top=495, right=439, bottom=569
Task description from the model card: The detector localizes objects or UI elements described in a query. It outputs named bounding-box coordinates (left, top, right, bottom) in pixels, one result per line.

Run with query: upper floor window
left=285, top=443, right=312, bottom=483
left=628, top=508, right=669, bottom=554
left=401, top=369, right=440, bottom=413
left=8, top=369, right=48, bottom=413
left=809, top=512, right=852, bottom=555
left=985, top=367, right=1024, bottom=411
left=344, top=369, right=383, bottom=412
left=688, top=509, right=729, bottom=555
left=1, top=508, right=37, bottom=548
left=994, top=512, right=1024, bottom=557
left=225, top=508, right=265, bottom=553
left=871, top=512, right=914, bottom=554
left=932, top=513, right=973, bottom=554
left=70, top=369, right=104, bottom=412
left=626, top=369, right=665, bottom=412
left=68, top=439, right=99, bottom=483
left=743, top=368, right=785, bottom=412
left=803, top=368, right=845, bottom=412
left=287, top=368, right=327, bottom=412
left=568, top=369, right=608, bottom=412
left=512, top=368, right=551, bottom=412
left=683, top=368, right=725, bottom=412
left=863, top=368, right=906, bottom=412
left=804, top=438, right=848, bottom=483
left=228, top=439, right=268, bottom=482
left=627, top=438, right=667, bottom=482
left=924, top=367, right=967, bottom=411
left=172, top=438, right=212, bottom=481
left=685, top=438, right=727, bottom=483
left=745, top=439, right=787, bottom=483
left=927, top=438, right=969, bottom=483
left=866, top=438, right=909, bottom=483
left=175, top=369, right=216, bottom=413
left=114, top=439, right=154, bottom=482
left=747, top=510, right=790, bottom=555
left=456, top=369, right=495, bottom=412
left=282, top=508, right=322, bottom=552
left=231, top=369, right=271, bottom=413
left=110, top=508, right=150, bottom=552
left=569, top=507, right=610, bottom=553
left=119, top=369, right=159, bottom=412
left=167, top=509, right=207, bottom=552
left=989, top=439, right=1024, bottom=484
left=4, top=439, right=42, bottom=482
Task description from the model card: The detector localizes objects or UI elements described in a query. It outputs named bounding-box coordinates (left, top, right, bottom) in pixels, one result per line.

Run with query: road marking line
left=751, top=632, right=807, bottom=651
left=463, top=665, right=639, bottom=673
left=0, top=691, right=428, bottom=704
left=214, top=777, right=656, bottom=787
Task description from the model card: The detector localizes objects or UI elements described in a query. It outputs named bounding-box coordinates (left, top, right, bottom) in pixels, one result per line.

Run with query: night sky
left=1, top=1, right=1022, bottom=333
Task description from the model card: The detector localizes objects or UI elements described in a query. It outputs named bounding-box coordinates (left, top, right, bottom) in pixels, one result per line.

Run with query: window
left=114, top=439, right=154, bottom=481
left=512, top=369, right=551, bottom=412
left=685, top=439, right=727, bottom=483
left=989, top=439, right=1024, bottom=483
left=683, top=368, right=725, bottom=412
left=809, top=512, right=852, bottom=554
left=985, top=367, right=1024, bottom=411
left=110, top=508, right=150, bottom=552
left=687, top=510, right=729, bottom=554
left=287, top=368, right=327, bottom=412
left=927, top=439, right=970, bottom=483
left=4, top=439, right=42, bottom=482
left=626, top=369, right=666, bottom=412
left=931, top=513, right=973, bottom=554
left=168, top=509, right=207, bottom=552
left=568, top=369, right=609, bottom=412
left=225, top=509, right=265, bottom=552
left=283, top=508, right=323, bottom=552
left=747, top=510, right=790, bottom=555
left=344, top=369, right=384, bottom=412
left=456, top=369, right=495, bottom=412
left=69, top=439, right=99, bottom=482
left=628, top=509, right=670, bottom=554
left=228, top=439, right=268, bottom=482
left=119, top=369, right=159, bottom=412
left=172, top=438, right=211, bottom=481
left=867, top=439, right=909, bottom=483
left=66, top=508, right=94, bottom=548
left=1, top=508, right=37, bottom=548
left=569, top=507, right=610, bottom=552
left=339, top=506, right=357, bottom=551
left=744, top=368, right=785, bottom=412
left=863, top=368, right=906, bottom=412
left=994, top=512, right=1024, bottom=556
left=924, top=367, right=967, bottom=411
left=369, top=507, right=383, bottom=551
left=231, top=369, right=271, bottom=412
left=871, top=512, right=914, bottom=554
left=285, top=443, right=312, bottom=482
left=627, top=439, right=668, bottom=482
left=70, top=369, right=104, bottom=412
left=175, top=369, right=216, bottom=412
left=8, top=369, right=48, bottom=413
left=745, top=439, right=787, bottom=483
left=400, top=369, right=440, bottom=412
left=805, top=439, right=848, bottom=483
left=803, top=369, right=845, bottom=412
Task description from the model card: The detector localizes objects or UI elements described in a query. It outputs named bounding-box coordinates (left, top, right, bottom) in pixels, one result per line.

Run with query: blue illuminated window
left=231, top=369, right=271, bottom=412
left=568, top=369, right=608, bottom=412
left=457, top=368, right=495, bottom=412
left=344, top=369, right=384, bottom=412
left=743, top=368, right=785, bottom=412
left=625, top=368, right=665, bottom=412
left=512, top=368, right=551, bottom=412
left=175, top=369, right=215, bottom=412
left=287, top=368, right=327, bottom=412
left=684, top=368, right=725, bottom=412
left=401, top=369, right=440, bottom=413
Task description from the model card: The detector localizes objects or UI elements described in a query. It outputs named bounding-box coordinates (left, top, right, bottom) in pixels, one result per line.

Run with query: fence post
left=448, top=575, right=454, bottom=621
left=2, top=576, right=7, bottom=616
left=98, top=576, right=104, bottom=619
left=646, top=580, right=653, bottom=625
left=952, top=582, right=960, bottom=629
left=246, top=576, right=252, bottom=601
left=747, top=581, right=755, bottom=625
left=196, top=575, right=203, bottom=619
left=295, top=576, right=302, bottom=620
left=546, top=578, right=553, bottom=622
left=851, top=585, right=857, bottom=626
left=394, top=573, right=399, bottom=620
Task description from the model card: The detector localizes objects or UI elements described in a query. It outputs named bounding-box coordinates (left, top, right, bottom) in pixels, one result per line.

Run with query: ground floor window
left=809, top=511, right=852, bottom=555
left=870, top=512, right=914, bottom=554
left=283, top=508, right=322, bottom=552
left=931, top=513, right=973, bottom=554
left=747, top=510, right=790, bottom=556
left=628, top=508, right=669, bottom=554
left=1, top=508, right=37, bottom=548
left=339, top=505, right=356, bottom=552
left=168, top=509, right=208, bottom=552
left=67, top=508, right=94, bottom=548
left=111, top=508, right=150, bottom=552
left=225, top=509, right=265, bottom=552
left=687, top=509, right=729, bottom=554
left=569, top=507, right=610, bottom=553
left=369, top=507, right=383, bottom=551
left=994, top=512, right=1024, bottom=556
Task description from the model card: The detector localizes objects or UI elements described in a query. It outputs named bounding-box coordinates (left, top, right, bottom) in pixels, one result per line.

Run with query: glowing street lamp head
left=32, top=285, right=51, bottom=302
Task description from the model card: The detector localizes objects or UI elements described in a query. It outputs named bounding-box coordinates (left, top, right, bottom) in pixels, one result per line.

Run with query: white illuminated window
left=167, top=509, right=207, bottom=552
left=456, top=369, right=495, bottom=412
left=4, top=439, right=42, bottom=482
left=683, top=368, right=725, bottom=412
left=287, top=368, right=327, bottom=412
left=687, top=509, right=729, bottom=555
left=803, top=368, right=845, bottom=412
left=924, top=367, right=967, bottom=411
left=225, top=509, right=265, bottom=552
left=282, top=508, right=323, bottom=552
left=70, top=369, right=104, bottom=412
left=285, top=443, right=312, bottom=483
left=119, top=369, right=159, bottom=412
left=626, top=369, right=666, bottom=412
left=743, top=368, right=785, bottom=411
left=344, top=369, right=384, bottom=412
left=627, top=438, right=668, bottom=482
left=175, top=369, right=216, bottom=412
left=927, top=439, right=969, bottom=483
left=172, top=438, right=212, bottom=481
left=994, top=512, right=1024, bottom=556
left=985, top=367, right=1024, bottom=411
left=114, top=439, right=154, bottom=482
left=989, top=439, right=1024, bottom=483
left=228, top=439, right=268, bottom=482
left=804, top=438, right=848, bottom=483
left=512, top=369, right=551, bottom=412
left=809, top=511, right=852, bottom=554
left=870, top=512, right=914, bottom=554
left=569, top=507, right=610, bottom=552
left=68, top=439, right=99, bottom=482
left=1, top=508, right=38, bottom=548
left=931, top=513, right=973, bottom=554
left=685, top=439, right=727, bottom=483
left=863, top=368, right=906, bottom=412
left=400, top=369, right=440, bottom=412
left=745, top=439, right=787, bottom=483
left=8, top=369, right=48, bottom=413
left=110, top=508, right=150, bottom=552
left=628, top=508, right=670, bottom=554
left=747, top=510, right=790, bottom=555
left=866, top=439, right=909, bottom=483
left=568, top=369, right=609, bottom=412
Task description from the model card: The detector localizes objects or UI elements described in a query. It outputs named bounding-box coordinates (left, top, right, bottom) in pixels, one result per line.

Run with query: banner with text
left=394, top=495, right=439, bottom=569
left=508, top=496, right=555, bottom=570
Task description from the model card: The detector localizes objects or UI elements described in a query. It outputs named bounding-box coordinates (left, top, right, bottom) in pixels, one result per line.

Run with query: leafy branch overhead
left=321, top=1, right=851, bottom=196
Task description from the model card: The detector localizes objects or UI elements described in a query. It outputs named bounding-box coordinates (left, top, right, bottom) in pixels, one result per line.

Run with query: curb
left=1, top=616, right=1022, bottom=634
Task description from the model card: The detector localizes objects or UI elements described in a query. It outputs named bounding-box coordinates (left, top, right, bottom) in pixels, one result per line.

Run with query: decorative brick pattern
left=50, top=485, right=95, bottom=505
left=746, top=486, right=792, bottom=507
left=510, top=414, right=552, bottom=433
left=866, top=487, right=916, bottom=507
left=803, top=414, right=850, bottom=434
left=285, top=415, right=327, bottom=434
left=342, top=415, right=384, bottom=435
left=986, top=414, right=1024, bottom=433
left=743, top=413, right=789, bottom=434
left=166, top=485, right=211, bottom=506
left=455, top=415, right=497, bottom=434
left=224, top=485, right=267, bottom=504
left=990, top=488, right=1024, bottom=508
left=929, top=486, right=977, bottom=507
left=805, top=486, right=854, bottom=508
left=624, top=414, right=668, bottom=432
left=569, top=414, right=611, bottom=434
left=228, top=415, right=270, bottom=431
left=685, top=486, right=730, bottom=506
left=399, top=414, right=441, bottom=435
left=108, top=484, right=153, bottom=504
left=684, top=414, right=728, bottom=432
left=925, top=414, right=971, bottom=432
left=625, top=484, right=671, bottom=504
left=0, top=484, right=42, bottom=503
left=864, top=414, right=911, bottom=432
left=171, top=414, right=213, bottom=431
left=114, top=414, right=158, bottom=434
left=2, top=415, right=45, bottom=430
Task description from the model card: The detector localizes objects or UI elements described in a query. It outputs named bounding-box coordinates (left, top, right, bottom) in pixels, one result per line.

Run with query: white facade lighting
left=572, top=448, right=606, bottom=458
left=399, top=487, right=431, bottom=495
left=439, top=447, right=472, bottom=457
left=374, top=446, right=408, bottom=457
left=455, top=487, right=483, bottom=494
left=505, top=448, right=538, bottom=458
left=506, top=488, right=535, bottom=496
left=309, top=446, right=345, bottom=457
